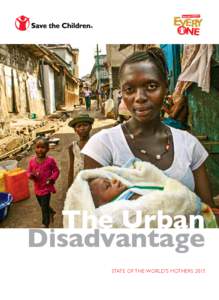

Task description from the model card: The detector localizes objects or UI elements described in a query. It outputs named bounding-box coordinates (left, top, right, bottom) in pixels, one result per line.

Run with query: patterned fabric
left=172, top=45, right=199, bottom=102
left=172, top=45, right=213, bottom=105
left=72, top=141, right=84, bottom=179
left=177, top=45, right=213, bottom=93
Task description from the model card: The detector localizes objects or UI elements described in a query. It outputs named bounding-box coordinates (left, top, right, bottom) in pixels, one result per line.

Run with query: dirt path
left=0, top=110, right=116, bottom=228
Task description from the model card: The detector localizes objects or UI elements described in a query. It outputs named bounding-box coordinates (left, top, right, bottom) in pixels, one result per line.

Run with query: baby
left=89, top=177, right=163, bottom=208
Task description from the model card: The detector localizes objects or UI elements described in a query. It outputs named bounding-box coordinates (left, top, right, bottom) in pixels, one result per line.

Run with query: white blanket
left=63, top=159, right=198, bottom=228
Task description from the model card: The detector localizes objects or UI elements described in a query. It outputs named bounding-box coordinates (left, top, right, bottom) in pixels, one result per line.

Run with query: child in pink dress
left=27, top=137, right=60, bottom=228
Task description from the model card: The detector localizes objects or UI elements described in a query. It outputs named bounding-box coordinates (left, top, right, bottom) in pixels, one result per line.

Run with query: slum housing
left=90, top=54, right=109, bottom=95
left=0, top=43, right=219, bottom=196
left=0, top=44, right=79, bottom=138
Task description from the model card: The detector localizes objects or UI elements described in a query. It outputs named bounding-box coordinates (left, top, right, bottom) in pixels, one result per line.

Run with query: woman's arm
left=84, top=154, right=103, bottom=169
left=193, top=162, right=213, bottom=207
left=193, top=163, right=219, bottom=225
left=68, top=144, right=74, bottom=188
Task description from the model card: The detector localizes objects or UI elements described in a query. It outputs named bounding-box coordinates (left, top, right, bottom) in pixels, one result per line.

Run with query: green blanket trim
left=128, top=185, right=164, bottom=191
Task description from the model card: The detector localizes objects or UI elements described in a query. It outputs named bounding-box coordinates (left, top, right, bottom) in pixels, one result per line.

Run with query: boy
left=68, top=113, right=94, bottom=187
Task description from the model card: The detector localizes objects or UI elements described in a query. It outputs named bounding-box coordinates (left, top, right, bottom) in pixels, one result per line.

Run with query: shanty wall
left=43, top=65, right=56, bottom=114
left=65, top=77, right=79, bottom=107
left=0, top=45, right=46, bottom=120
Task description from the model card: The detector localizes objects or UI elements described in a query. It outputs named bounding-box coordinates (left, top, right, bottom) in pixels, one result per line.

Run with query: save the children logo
left=14, top=16, right=93, bottom=31
left=174, top=14, right=202, bottom=36
left=15, top=15, right=30, bottom=31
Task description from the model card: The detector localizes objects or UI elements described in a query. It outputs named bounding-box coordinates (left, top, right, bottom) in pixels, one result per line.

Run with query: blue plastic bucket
left=0, top=192, right=13, bottom=221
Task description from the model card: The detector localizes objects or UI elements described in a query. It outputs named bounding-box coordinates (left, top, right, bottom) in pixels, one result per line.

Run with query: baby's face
left=89, top=178, right=127, bottom=207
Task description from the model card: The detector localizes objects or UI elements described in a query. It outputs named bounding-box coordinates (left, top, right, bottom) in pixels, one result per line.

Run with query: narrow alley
left=1, top=43, right=219, bottom=229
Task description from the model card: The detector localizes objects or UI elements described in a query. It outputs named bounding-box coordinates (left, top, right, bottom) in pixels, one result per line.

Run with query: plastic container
left=0, top=160, right=18, bottom=171
left=6, top=168, right=22, bottom=175
left=0, top=192, right=13, bottom=221
left=5, top=170, right=30, bottom=202
left=30, top=113, right=37, bottom=119
left=0, top=170, right=7, bottom=192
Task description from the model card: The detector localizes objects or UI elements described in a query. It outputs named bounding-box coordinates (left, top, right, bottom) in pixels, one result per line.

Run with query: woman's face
left=120, top=60, right=168, bottom=123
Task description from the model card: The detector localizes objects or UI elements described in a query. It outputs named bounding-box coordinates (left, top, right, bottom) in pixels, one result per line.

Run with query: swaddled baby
left=64, top=158, right=217, bottom=228
left=89, top=177, right=164, bottom=208
left=89, top=177, right=217, bottom=228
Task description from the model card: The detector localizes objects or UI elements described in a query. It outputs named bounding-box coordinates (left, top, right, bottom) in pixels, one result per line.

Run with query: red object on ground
left=5, top=170, right=30, bottom=202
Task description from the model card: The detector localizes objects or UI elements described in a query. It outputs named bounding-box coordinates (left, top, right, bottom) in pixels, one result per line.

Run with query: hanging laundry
left=177, top=44, right=213, bottom=93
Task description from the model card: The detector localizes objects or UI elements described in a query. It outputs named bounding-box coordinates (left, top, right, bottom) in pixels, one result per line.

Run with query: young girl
left=27, top=137, right=60, bottom=228
left=68, top=113, right=94, bottom=187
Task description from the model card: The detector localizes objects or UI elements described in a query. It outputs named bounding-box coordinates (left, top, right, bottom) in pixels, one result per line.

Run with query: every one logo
left=15, top=15, right=30, bottom=31
left=174, top=14, right=202, bottom=36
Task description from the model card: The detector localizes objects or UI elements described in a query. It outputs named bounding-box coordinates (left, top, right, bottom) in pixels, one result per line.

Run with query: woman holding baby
left=81, top=47, right=216, bottom=214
